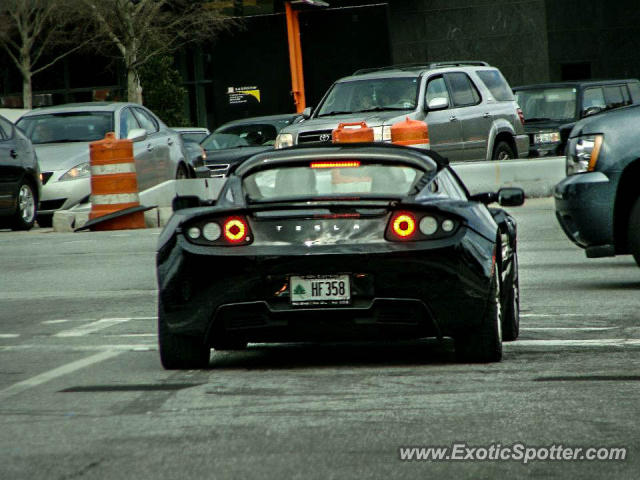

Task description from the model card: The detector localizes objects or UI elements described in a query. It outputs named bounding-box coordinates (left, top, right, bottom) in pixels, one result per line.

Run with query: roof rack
left=352, top=61, right=490, bottom=76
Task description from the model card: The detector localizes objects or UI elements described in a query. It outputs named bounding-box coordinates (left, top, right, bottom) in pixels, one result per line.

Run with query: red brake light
left=223, top=216, right=248, bottom=243
left=391, top=212, right=416, bottom=239
left=310, top=161, right=360, bottom=169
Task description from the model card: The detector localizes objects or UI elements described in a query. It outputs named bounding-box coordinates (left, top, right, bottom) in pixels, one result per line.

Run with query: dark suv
left=554, top=104, right=640, bottom=266
left=513, top=79, right=640, bottom=157
left=276, top=62, right=528, bottom=162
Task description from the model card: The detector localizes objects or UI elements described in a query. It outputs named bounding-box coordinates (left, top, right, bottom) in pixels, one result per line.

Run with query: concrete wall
left=387, top=0, right=550, bottom=86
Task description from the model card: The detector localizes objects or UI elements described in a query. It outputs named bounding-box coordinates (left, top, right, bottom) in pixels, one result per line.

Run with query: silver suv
left=275, top=62, right=529, bottom=162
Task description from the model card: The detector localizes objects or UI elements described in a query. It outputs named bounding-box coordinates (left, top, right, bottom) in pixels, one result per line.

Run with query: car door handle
left=167, top=137, right=174, bottom=146
left=146, top=143, right=154, bottom=152
left=483, top=112, right=491, bottom=118
left=9, top=149, right=18, bottom=158
left=449, top=116, right=457, bottom=122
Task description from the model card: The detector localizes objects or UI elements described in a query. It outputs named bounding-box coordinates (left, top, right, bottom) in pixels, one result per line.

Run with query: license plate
left=290, top=274, right=351, bottom=305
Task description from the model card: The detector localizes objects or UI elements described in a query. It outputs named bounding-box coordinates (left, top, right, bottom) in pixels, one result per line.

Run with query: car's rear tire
left=158, top=306, right=210, bottom=370
left=176, top=164, right=189, bottom=180
left=455, top=275, right=503, bottom=363
left=492, top=141, right=515, bottom=161
left=11, top=181, right=37, bottom=231
left=501, top=251, right=520, bottom=341
left=629, top=197, right=640, bottom=267
left=36, top=214, right=53, bottom=228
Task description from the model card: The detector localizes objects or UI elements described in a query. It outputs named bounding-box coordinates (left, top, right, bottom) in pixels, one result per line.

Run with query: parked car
left=275, top=62, right=528, bottom=162
left=156, top=142, right=525, bottom=369
left=200, top=113, right=302, bottom=176
left=0, top=113, right=41, bottom=230
left=513, top=79, right=640, bottom=157
left=16, top=102, right=190, bottom=226
left=555, top=104, right=640, bottom=266
left=172, top=127, right=210, bottom=178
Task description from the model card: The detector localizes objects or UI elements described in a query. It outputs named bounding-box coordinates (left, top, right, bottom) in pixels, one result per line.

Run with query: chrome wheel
left=18, top=184, right=35, bottom=223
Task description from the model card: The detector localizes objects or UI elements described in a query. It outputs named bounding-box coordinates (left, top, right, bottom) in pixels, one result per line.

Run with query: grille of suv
left=297, top=130, right=333, bottom=144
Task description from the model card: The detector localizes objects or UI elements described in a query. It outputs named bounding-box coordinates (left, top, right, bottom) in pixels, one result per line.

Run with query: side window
left=628, top=82, right=640, bottom=103
left=119, top=108, right=140, bottom=139
left=621, top=85, right=631, bottom=106
left=582, top=87, right=605, bottom=112
left=133, top=108, right=159, bottom=134
left=0, top=116, right=12, bottom=140
left=604, top=86, right=625, bottom=109
left=439, top=169, right=468, bottom=200
left=426, top=76, right=450, bottom=107
left=445, top=72, right=481, bottom=107
left=476, top=70, right=514, bottom=101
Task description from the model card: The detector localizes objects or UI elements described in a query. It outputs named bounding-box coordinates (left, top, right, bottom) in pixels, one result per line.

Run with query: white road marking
left=110, top=334, right=156, bottom=337
left=55, top=318, right=132, bottom=337
left=0, top=344, right=156, bottom=352
left=507, top=339, right=640, bottom=347
left=42, top=319, right=71, bottom=324
left=0, top=350, right=122, bottom=401
left=0, top=334, right=20, bottom=338
left=521, top=313, right=585, bottom=317
left=520, top=327, right=616, bottom=331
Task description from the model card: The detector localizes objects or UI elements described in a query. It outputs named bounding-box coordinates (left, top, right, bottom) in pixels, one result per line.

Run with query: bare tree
left=80, top=0, right=235, bottom=104
left=0, top=0, right=91, bottom=108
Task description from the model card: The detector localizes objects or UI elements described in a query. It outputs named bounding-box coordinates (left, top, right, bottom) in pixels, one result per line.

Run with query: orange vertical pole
left=285, top=2, right=306, bottom=113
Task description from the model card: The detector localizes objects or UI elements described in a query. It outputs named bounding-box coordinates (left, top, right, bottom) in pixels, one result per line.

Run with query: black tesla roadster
left=156, top=143, right=523, bottom=369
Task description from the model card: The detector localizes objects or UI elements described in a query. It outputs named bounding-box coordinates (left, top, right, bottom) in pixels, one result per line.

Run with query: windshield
left=316, top=77, right=419, bottom=117
left=243, top=162, right=423, bottom=202
left=514, top=87, right=578, bottom=122
left=16, top=112, right=114, bottom=144
left=206, top=121, right=288, bottom=149
left=180, top=132, right=208, bottom=144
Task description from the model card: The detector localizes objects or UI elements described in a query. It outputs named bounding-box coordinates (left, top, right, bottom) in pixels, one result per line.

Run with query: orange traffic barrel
left=88, top=132, right=145, bottom=230
left=391, top=117, right=429, bottom=146
left=332, top=122, right=374, bottom=143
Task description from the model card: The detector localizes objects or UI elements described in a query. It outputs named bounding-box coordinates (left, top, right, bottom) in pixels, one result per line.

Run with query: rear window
left=476, top=70, right=514, bottom=101
left=16, top=112, right=113, bottom=144
left=243, top=162, right=423, bottom=201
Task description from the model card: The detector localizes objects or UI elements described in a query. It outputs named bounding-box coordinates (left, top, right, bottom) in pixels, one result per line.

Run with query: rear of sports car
left=156, top=147, right=500, bottom=368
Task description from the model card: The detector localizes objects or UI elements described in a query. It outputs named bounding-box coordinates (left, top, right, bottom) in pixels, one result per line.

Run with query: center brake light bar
left=310, top=160, right=361, bottom=169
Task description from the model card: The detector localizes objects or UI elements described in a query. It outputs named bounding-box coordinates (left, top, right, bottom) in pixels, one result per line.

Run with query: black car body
left=513, top=79, right=640, bottom=157
left=555, top=104, right=640, bottom=266
left=0, top=114, right=41, bottom=230
left=156, top=144, right=523, bottom=369
left=201, top=114, right=302, bottom=177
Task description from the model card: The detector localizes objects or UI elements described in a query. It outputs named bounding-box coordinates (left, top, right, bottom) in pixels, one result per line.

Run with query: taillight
left=310, top=160, right=361, bottom=169
left=390, top=212, right=417, bottom=239
left=517, top=108, right=525, bottom=126
left=223, top=217, right=249, bottom=243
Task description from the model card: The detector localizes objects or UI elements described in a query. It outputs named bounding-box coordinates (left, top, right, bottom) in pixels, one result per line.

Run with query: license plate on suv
left=290, top=274, right=351, bottom=305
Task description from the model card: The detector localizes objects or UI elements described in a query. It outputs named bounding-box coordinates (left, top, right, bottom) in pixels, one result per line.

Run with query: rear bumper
left=554, top=171, right=614, bottom=248
left=157, top=229, right=495, bottom=343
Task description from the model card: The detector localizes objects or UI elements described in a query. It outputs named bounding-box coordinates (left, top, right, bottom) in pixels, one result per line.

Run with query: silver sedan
left=16, top=102, right=189, bottom=226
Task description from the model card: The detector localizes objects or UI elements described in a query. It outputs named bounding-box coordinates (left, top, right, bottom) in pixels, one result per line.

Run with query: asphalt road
left=0, top=197, right=639, bottom=479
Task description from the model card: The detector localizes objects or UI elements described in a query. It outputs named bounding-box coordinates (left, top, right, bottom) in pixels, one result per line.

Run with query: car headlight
left=372, top=126, right=392, bottom=142
left=274, top=133, right=294, bottom=149
left=534, top=132, right=560, bottom=144
left=59, top=162, right=91, bottom=181
left=566, top=134, right=603, bottom=175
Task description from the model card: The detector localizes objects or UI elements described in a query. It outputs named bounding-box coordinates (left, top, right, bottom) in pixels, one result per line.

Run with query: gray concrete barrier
left=53, top=157, right=566, bottom=231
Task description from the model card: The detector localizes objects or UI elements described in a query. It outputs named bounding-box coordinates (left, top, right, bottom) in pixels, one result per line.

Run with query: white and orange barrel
left=391, top=117, right=429, bottom=147
left=332, top=122, right=375, bottom=143
left=88, top=132, right=145, bottom=230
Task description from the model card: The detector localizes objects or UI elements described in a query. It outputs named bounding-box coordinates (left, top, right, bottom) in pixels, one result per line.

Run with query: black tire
left=158, top=309, right=210, bottom=370
left=36, top=214, right=53, bottom=228
left=11, top=181, right=37, bottom=231
left=492, top=140, right=515, bottom=161
left=501, top=250, right=520, bottom=341
left=455, top=275, right=503, bottom=363
left=629, top=197, right=640, bottom=267
left=176, top=164, right=189, bottom=180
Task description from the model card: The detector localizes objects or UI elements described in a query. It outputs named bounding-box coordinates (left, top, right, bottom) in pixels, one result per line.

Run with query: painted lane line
left=506, top=339, right=640, bottom=347
left=521, top=313, right=586, bottom=317
left=520, top=327, right=616, bottom=331
left=0, top=350, right=122, bottom=401
left=0, top=334, right=20, bottom=338
left=55, top=318, right=132, bottom=337
left=0, top=344, right=156, bottom=352
left=42, top=319, right=71, bottom=325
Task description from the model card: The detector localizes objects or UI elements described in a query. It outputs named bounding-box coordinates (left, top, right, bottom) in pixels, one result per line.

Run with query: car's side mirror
left=426, top=97, right=449, bottom=111
left=581, top=106, right=603, bottom=118
left=127, top=128, right=147, bottom=142
left=498, top=187, right=525, bottom=207
left=302, top=107, right=312, bottom=119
